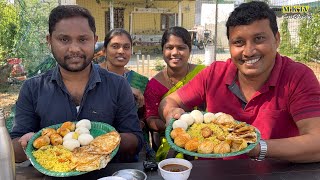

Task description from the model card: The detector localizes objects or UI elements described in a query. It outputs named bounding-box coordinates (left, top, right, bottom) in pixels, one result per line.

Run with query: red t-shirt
left=178, top=53, right=320, bottom=140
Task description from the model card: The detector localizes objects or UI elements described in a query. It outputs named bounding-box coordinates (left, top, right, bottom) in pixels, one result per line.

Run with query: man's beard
left=52, top=53, right=92, bottom=72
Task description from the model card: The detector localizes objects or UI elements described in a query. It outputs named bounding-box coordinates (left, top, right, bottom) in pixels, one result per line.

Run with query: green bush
left=297, top=8, right=320, bottom=62
left=193, top=57, right=204, bottom=65
left=153, top=58, right=165, bottom=71
left=0, top=0, right=57, bottom=74
left=279, top=18, right=297, bottom=57
left=0, top=1, right=19, bottom=61
left=13, top=0, right=57, bottom=73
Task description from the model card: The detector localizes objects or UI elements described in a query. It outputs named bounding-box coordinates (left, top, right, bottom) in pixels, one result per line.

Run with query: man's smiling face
left=228, top=19, right=280, bottom=79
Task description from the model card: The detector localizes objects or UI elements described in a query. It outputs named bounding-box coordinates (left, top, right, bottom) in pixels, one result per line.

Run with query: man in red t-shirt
left=159, top=1, right=320, bottom=163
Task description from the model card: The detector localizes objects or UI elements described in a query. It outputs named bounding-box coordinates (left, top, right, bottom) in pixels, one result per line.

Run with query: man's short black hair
left=49, top=5, right=96, bottom=35
left=226, top=1, right=278, bottom=39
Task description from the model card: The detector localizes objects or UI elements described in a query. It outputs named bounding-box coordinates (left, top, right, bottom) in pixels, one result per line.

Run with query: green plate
left=26, top=121, right=120, bottom=177
left=165, top=119, right=261, bottom=158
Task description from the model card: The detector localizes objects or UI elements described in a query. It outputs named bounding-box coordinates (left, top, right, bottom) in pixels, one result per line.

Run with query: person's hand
left=246, top=142, right=260, bottom=158
left=131, top=87, right=144, bottom=108
left=18, top=132, right=35, bottom=149
left=166, top=108, right=185, bottom=126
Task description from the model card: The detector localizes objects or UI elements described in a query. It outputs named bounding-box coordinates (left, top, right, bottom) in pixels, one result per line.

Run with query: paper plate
left=26, top=121, right=119, bottom=177
left=165, top=119, right=261, bottom=158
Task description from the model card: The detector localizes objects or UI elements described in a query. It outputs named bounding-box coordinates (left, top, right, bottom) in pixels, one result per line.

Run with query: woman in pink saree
left=144, top=26, right=206, bottom=161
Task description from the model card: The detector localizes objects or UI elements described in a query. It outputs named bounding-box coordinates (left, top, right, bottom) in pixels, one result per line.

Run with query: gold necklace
left=166, top=63, right=190, bottom=87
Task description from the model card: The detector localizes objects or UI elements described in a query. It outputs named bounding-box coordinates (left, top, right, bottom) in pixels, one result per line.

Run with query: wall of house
left=132, top=1, right=196, bottom=34
left=76, top=0, right=196, bottom=42
left=77, top=0, right=108, bottom=41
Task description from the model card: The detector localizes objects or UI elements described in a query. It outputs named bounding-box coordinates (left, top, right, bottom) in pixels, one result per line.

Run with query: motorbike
left=188, top=29, right=214, bottom=50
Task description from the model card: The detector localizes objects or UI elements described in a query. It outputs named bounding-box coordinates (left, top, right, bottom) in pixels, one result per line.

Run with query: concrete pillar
left=178, top=1, right=182, bottom=26
left=204, top=44, right=215, bottom=66
left=110, top=1, right=114, bottom=30
left=147, top=55, right=150, bottom=77
left=136, top=54, right=140, bottom=73
left=142, top=55, right=145, bottom=74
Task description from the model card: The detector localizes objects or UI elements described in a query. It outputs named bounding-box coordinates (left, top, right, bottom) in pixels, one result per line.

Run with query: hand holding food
left=166, top=108, right=186, bottom=125
left=131, top=87, right=144, bottom=108
left=19, top=132, right=35, bottom=148
left=29, top=120, right=120, bottom=174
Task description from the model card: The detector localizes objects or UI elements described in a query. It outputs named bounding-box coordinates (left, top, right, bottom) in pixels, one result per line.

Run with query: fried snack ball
left=203, top=112, right=216, bottom=124
left=63, top=139, right=80, bottom=151
left=216, top=113, right=235, bottom=125
left=60, top=121, right=76, bottom=131
left=179, top=114, right=195, bottom=126
left=50, top=133, right=63, bottom=146
left=41, top=128, right=56, bottom=137
left=75, top=127, right=90, bottom=135
left=170, top=127, right=186, bottom=139
left=201, top=127, right=213, bottom=138
left=198, top=140, right=214, bottom=154
left=185, top=138, right=199, bottom=152
left=76, top=119, right=92, bottom=130
left=214, top=141, right=231, bottom=154
left=174, top=133, right=191, bottom=148
left=172, top=120, right=188, bottom=130
left=78, top=133, right=94, bottom=146
left=190, top=110, right=204, bottom=124
left=33, top=135, right=50, bottom=149
left=57, top=127, right=70, bottom=137
left=217, top=135, right=226, bottom=141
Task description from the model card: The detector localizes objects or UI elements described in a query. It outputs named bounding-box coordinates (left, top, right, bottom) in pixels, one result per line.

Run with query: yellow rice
left=186, top=123, right=227, bottom=145
left=33, top=145, right=75, bottom=172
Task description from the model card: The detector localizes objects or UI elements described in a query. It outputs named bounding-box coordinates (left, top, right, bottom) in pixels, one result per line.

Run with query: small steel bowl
left=112, top=169, right=147, bottom=180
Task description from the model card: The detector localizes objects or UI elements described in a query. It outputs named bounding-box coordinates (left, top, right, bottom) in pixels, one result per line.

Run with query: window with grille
left=105, top=8, right=125, bottom=33
left=161, top=13, right=180, bottom=30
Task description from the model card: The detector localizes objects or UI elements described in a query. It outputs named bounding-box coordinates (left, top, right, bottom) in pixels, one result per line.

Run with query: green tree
left=297, top=8, right=320, bottom=62
left=279, top=18, right=295, bottom=57
left=0, top=0, right=19, bottom=64
left=13, top=0, right=57, bottom=73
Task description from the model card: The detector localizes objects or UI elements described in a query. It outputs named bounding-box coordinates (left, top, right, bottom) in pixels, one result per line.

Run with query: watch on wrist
left=253, top=140, right=268, bottom=161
